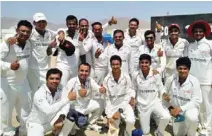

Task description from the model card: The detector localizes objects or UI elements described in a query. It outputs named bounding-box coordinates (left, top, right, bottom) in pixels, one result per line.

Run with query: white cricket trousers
left=0, top=77, right=14, bottom=134
left=27, top=68, right=47, bottom=97
left=199, top=85, right=212, bottom=130
left=27, top=122, right=52, bottom=136
left=137, top=102, right=170, bottom=135
left=173, top=108, right=199, bottom=136
left=9, top=80, right=32, bottom=134
left=109, top=104, right=135, bottom=136
left=56, top=67, right=77, bottom=88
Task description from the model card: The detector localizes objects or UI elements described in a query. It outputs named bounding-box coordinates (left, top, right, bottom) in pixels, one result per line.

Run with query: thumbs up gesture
left=155, top=21, right=162, bottom=32
left=157, top=47, right=163, bottom=57
left=79, top=86, right=87, bottom=97
left=108, top=16, right=117, bottom=25
left=10, top=59, right=20, bottom=70
left=99, top=84, right=106, bottom=94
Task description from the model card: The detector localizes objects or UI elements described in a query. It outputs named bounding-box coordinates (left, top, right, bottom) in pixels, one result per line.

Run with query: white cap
left=33, top=13, right=47, bottom=22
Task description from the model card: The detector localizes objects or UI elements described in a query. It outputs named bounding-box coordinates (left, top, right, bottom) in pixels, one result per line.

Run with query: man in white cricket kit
left=164, top=57, right=202, bottom=136
left=185, top=20, right=212, bottom=135
left=26, top=68, right=76, bottom=136
left=96, top=29, right=133, bottom=76
left=0, top=63, right=14, bottom=135
left=138, top=30, right=166, bottom=75
left=61, top=63, right=106, bottom=132
left=0, top=20, right=33, bottom=135
left=124, top=18, right=162, bottom=71
left=132, top=54, right=170, bottom=135
left=103, top=55, right=136, bottom=136
left=163, top=24, right=189, bottom=80
left=27, top=13, right=57, bottom=96
left=6, top=13, right=56, bottom=96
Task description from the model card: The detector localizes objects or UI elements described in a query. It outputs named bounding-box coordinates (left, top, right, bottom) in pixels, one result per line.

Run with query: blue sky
left=1, top=1, right=212, bottom=24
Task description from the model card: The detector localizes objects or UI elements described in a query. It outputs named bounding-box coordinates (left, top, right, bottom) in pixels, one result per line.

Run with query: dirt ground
left=12, top=109, right=173, bottom=136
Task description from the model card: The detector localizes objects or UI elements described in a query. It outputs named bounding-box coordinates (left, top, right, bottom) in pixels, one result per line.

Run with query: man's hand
left=79, top=88, right=87, bottom=97
left=67, top=89, right=77, bottom=100
left=157, top=48, right=163, bottom=57
left=108, top=16, right=117, bottom=25
left=95, top=48, right=102, bottom=58
left=163, top=93, right=170, bottom=102
left=99, top=84, right=106, bottom=94
left=155, top=21, right=162, bottom=32
left=58, top=31, right=65, bottom=43
left=10, top=60, right=20, bottom=70
left=129, top=97, right=135, bottom=107
left=78, top=31, right=85, bottom=42
left=7, top=37, right=17, bottom=45
left=152, top=69, right=159, bottom=75
left=170, top=107, right=182, bottom=117
left=112, top=111, right=120, bottom=120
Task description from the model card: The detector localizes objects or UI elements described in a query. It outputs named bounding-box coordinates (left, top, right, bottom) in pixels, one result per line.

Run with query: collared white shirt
left=30, top=29, right=57, bottom=70
left=0, top=40, right=32, bottom=84
left=138, top=43, right=166, bottom=74
left=55, top=30, right=80, bottom=70
left=62, top=76, right=101, bottom=109
left=132, top=69, right=165, bottom=111
left=185, top=37, right=212, bottom=85
left=163, top=37, right=189, bottom=77
left=165, top=74, right=202, bottom=111
left=99, top=44, right=133, bottom=75
left=124, top=30, right=143, bottom=71
left=27, top=84, right=69, bottom=125
left=103, top=71, right=135, bottom=118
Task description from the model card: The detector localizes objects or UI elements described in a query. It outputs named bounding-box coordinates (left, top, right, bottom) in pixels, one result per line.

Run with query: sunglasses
left=145, top=37, right=154, bottom=40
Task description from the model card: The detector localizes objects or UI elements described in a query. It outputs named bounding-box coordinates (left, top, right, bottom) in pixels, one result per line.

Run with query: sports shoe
left=154, top=129, right=163, bottom=136
left=86, top=124, right=102, bottom=132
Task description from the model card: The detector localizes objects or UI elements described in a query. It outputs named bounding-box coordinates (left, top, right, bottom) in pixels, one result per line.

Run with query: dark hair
left=17, top=20, right=33, bottom=30
left=46, top=68, right=63, bottom=80
left=129, top=18, right=139, bottom=25
left=66, top=15, right=78, bottom=24
left=113, top=29, right=124, bottom=37
left=144, top=30, right=155, bottom=38
left=79, top=18, right=89, bottom=25
left=139, top=54, right=152, bottom=64
left=110, top=55, right=122, bottom=66
left=91, top=22, right=102, bottom=28
left=176, top=57, right=191, bottom=70
left=192, top=23, right=206, bottom=33
left=78, top=63, right=91, bottom=71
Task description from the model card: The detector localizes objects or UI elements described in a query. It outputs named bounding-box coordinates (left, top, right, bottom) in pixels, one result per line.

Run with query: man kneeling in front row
left=26, top=68, right=76, bottom=136
left=164, top=57, right=202, bottom=136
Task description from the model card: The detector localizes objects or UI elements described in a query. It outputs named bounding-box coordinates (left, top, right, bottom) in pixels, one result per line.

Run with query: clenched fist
left=79, top=88, right=87, bottom=97
left=10, top=60, right=20, bottom=70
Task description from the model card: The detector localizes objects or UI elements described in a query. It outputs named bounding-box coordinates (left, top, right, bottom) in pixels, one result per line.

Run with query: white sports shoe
left=87, top=124, right=102, bottom=132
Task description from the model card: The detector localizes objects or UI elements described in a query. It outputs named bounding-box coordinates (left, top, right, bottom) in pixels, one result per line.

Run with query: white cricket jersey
left=78, top=31, right=95, bottom=68
left=99, top=44, right=133, bottom=75
left=62, top=76, right=101, bottom=110
left=27, top=84, right=69, bottom=125
left=165, top=74, right=202, bottom=111
left=92, top=38, right=109, bottom=70
left=55, top=31, right=80, bottom=70
left=103, top=71, right=135, bottom=118
left=0, top=41, right=32, bottom=85
left=163, top=38, right=189, bottom=77
left=124, top=31, right=143, bottom=70
left=185, top=37, right=212, bottom=85
left=138, top=44, right=166, bottom=74
left=132, top=69, right=165, bottom=111
left=30, top=28, right=57, bottom=70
